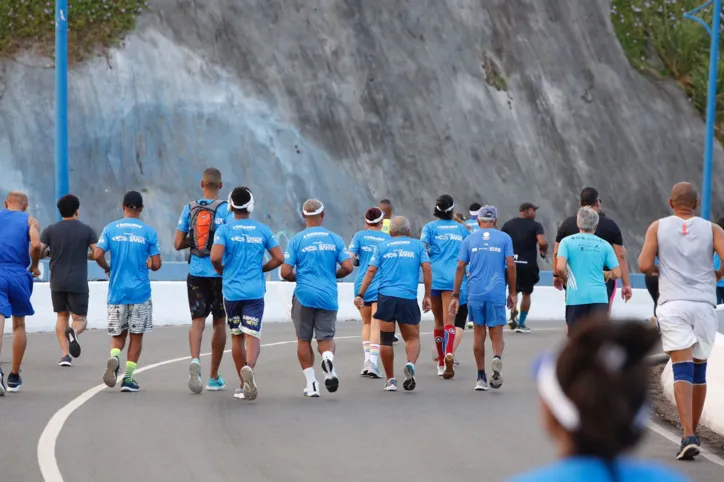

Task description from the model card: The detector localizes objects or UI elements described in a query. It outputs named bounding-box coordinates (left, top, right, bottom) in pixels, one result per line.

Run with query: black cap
left=123, top=191, right=143, bottom=209
left=519, top=202, right=539, bottom=212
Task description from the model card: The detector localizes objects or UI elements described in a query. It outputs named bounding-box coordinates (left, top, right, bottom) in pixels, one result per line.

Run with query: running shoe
left=0, top=368, right=5, bottom=397
left=367, top=363, right=382, bottom=379
left=120, top=378, right=140, bottom=392
left=437, top=364, right=445, bottom=377
left=240, top=366, right=257, bottom=400
left=7, top=372, right=22, bottom=392
left=65, top=327, right=81, bottom=358
left=58, top=355, right=72, bottom=367
left=490, top=357, right=503, bottom=389
left=188, top=359, right=203, bottom=394
left=304, top=381, right=320, bottom=398
left=466, top=320, right=474, bottom=329
left=515, top=325, right=532, bottom=334
left=321, top=357, right=339, bottom=393
left=676, top=436, right=700, bottom=460
left=393, top=335, right=399, bottom=344
left=443, top=353, right=455, bottom=379
left=233, top=388, right=246, bottom=399
left=206, top=375, right=226, bottom=391
left=361, top=360, right=370, bottom=376
left=475, top=378, right=489, bottom=391
left=103, top=356, right=120, bottom=388
left=508, top=309, right=518, bottom=330
left=384, top=378, right=398, bottom=391
left=454, top=357, right=460, bottom=367
left=402, top=362, right=416, bottom=391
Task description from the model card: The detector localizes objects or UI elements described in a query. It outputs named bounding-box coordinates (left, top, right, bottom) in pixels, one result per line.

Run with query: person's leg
left=453, top=304, right=467, bottom=356
left=670, top=348, right=696, bottom=437
left=292, top=298, right=319, bottom=396
left=359, top=304, right=372, bottom=373
left=441, top=291, right=456, bottom=358
left=692, top=358, right=707, bottom=434
left=208, top=278, right=227, bottom=383
left=238, top=299, right=264, bottom=400
left=431, top=291, right=445, bottom=369
left=186, top=275, right=210, bottom=388
left=473, top=325, right=487, bottom=372
left=121, top=300, right=153, bottom=391
left=399, top=319, right=420, bottom=392
left=519, top=293, right=532, bottom=328
left=11, top=316, right=27, bottom=375
left=317, top=309, right=339, bottom=393
left=56, top=311, right=71, bottom=357
left=104, top=303, right=128, bottom=388
left=691, top=304, right=718, bottom=435
left=606, top=279, right=617, bottom=314
left=231, top=334, right=247, bottom=385
left=379, top=320, right=397, bottom=385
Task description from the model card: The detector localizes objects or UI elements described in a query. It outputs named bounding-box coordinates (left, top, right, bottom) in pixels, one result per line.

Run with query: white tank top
left=657, top=215, right=716, bottom=306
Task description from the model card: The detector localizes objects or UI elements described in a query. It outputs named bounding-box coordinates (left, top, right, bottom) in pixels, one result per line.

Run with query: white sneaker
left=367, top=363, right=382, bottom=379
left=361, top=360, right=370, bottom=376
left=234, top=388, right=246, bottom=399
left=437, top=364, right=445, bottom=377
left=241, top=366, right=258, bottom=401
left=466, top=320, right=474, bottom=329
left=384, top=378, right=398, bottom=391
left=490, top=357, right=503, bottom=389
left=304, top=381, right=320, bottom=397
left=321, top=357, right=339, bottom=393
left=188, top=360, right=203, bottom=394
left=475, top=379, right=489, bottom=391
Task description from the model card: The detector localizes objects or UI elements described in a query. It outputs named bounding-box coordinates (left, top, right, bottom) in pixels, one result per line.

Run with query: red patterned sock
left=434, top=329, right=445, bottom=365
left=444, top=325, right=456, bottom=355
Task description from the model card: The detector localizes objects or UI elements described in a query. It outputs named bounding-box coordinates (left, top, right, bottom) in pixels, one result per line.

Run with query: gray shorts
left=107, top=299, right=153, bottom=336
left=291, top=296, right=336, bottom=341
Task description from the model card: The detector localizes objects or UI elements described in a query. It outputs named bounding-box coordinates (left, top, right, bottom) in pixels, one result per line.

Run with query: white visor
left=303, top=203, right=325, bottom=216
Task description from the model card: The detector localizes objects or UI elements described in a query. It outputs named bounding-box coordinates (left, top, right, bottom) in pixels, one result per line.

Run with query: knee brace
left=672, top=361, right=694, bottom=384
left=693, top=361, right=708, bottom=385
left=380, top=330, right=396, bottom=346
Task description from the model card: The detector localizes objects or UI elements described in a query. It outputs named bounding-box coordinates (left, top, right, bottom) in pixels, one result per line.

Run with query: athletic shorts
left=454, top=304, right=469, bottom=329
left=107, top=299, right=153, bottom=336
left=516, top=265, right=540, bottom=295
left=363, top=301, right=377, bottom=307
left=51, top=291, right=89, bottom=317
left=225, top=298, right=264, bottom=338
left=431, top=289, right=451, bottom=298
left=468, top=301, right=506, bottom=328
left=657, top=300, right=718, bottom=360
left=0, top=270, right=34, bottom=318
left=375, top=294, right=421, bottom=325
left=717, top=287, right=724, bottom=306
left=565, top=303, right=609, bottom=334
left=645, top=274, right=659, bottom=315
left=186, top=275, right=225, bottom=320
left=291, top=296, right=336, bottom=341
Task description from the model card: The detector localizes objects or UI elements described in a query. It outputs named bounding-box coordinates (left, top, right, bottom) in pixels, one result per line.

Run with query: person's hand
left=29, top=265, right=41, bottom=278
left=507, top=292, right=517, bottom=310
left=449, top=298, right=460, bottom=317
left=354, top=296, right=364, bottom=309
left=716, top=269, right=724, bottom=281
left=621, top=284, right=633, bottom=303
left=553, top=276, right=564, bottom=291
left=146, top=257, right=152, bottom=269
left=422, top=296, right=432, bottom=313
left=603, top=271, right=611, bottom=282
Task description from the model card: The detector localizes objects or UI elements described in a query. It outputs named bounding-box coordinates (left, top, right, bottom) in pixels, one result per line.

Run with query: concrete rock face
left=1, top=0, right=722, bottom=263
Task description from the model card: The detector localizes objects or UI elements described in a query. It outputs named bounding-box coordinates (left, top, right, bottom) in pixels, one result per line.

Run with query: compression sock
left=363, top=341, right=371, bottom=363
left=519, top=311, right=529, bottom=327
left=369, top=344, right=380, bottom=367
left=110, top=348, right=121, bottom=359
left=444, top=325, right=456, bottom=356
left=434, top=330, right=445, bottom=365
left=124, top=361, right=137, bottom=381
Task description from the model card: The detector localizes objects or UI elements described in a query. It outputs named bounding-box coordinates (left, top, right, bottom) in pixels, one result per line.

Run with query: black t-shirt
left=40, top=220, right=98, bottom=293
left=555, top=212, right=623, bottom=270
left=501, top=217, right=544, bottom=268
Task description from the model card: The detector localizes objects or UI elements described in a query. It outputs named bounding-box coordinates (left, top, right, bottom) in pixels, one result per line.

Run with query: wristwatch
left=452, top=292, right=460, bottom=299
left=356, top=293, right=364, bottom=299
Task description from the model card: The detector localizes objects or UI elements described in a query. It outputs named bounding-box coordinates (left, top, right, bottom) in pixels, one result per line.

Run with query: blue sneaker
left=103, top=356, right=120, bottom=388
left=120, top=378, right=140, bottom=392
left=402, top=362, right=416, bottom=391
left=7, top=372, right=22, bottom=393
left=0, top=368, right=6, bottom=396
left=677, top=436, right=700, bottom=460
left=206, top=375, right=226, bottom=391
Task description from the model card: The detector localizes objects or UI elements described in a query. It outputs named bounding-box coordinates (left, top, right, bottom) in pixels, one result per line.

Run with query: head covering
left=123, top=191, right=143, bottom=209
left=478, top=205, right=498, bottom=220
left=519, top=202, right=539, bottom=212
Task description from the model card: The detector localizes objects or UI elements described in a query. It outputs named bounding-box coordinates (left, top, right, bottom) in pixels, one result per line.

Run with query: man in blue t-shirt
left=95, top=191, right=161, bottom=393
left=210, top=187, right=284, bottom=401
left=450, top=205, right=516, bottom=392
left=355, top=216, right=432, bottom=392
left=556, top=207, right=621, bottom=335
left=281, top=199, right=354, bottom=398
left=174, top=168, right=233, bottom=394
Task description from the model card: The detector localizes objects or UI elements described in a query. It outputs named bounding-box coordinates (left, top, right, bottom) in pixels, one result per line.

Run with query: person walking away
left=281, top=200, right=354, bottom=397
left=502, top=202, right=548, bottom=333
left=40, top=194, right=100, bottom=366
left=348, top=207, right=390, bottom=378
left=555, top=208, right=621, bottom=335
left=0, top=192, right=41, bottom=395
left=95, top=191, right=161, bottom=392
left=465, top=203, right=482, bottom=233
left=379, top=199, right=393, bottom=235
left=450, top=205, right=515, bottom=391
left=210, top=187, right=284, bottom=400
left=421, top=194, right=470, bottom=379
left=175, top=167, right=231, bottom=394
left=354, top=216, right=432, bottom=391
left=508, top=321, right=689, bottom=482
left=638, top=182, right=724, bottom=460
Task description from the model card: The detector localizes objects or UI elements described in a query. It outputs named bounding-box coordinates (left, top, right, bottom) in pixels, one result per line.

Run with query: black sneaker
left=65, top=327, right=81, bottom=358
left=58, top=355, right=72, bottom=367
left=393, top=335, right=400, bottom=344
left=7, top=372, right=22, bottom=393
left=0, top=368, right=6, bottom=397
left=508, top=309, right=518, bottom=330
left=676, top=436, right=700, bottom=461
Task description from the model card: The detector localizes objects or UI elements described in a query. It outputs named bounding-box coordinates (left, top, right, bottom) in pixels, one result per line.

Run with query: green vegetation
left=611, top=0, right=724, bottom=138
left=0, top=0, right=148, bottom=61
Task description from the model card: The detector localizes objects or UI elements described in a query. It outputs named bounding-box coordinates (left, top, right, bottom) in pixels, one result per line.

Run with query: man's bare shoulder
left=28, top=215, right=40, bottom=230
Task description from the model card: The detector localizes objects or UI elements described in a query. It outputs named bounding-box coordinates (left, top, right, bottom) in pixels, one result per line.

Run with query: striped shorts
left=107, top=299, right=153, bottom=336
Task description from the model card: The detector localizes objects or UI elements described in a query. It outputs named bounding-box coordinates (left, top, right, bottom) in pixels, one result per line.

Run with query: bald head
left=5, top=191, right=29, bottom=211
left=389, top=216, right=411, bottom=237
left=670, top=182, right=698, bottom=210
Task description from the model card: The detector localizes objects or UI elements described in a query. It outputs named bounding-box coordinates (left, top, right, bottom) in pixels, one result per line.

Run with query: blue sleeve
left=714, top=254, right=721, bottom=270
left=558, top=238, right=569, bottom=259
left=147, top=227, right=161, bottom=257
left=421, top=223, right=431, bottom=245
left=284, top=236, right=297, bottom=266
left=370, top=245, right=383, bottom=268
left=265, top=226, right=279, bottom=250
left=504, top=234, right=514, bottom=257
left=348, top=232, right=360, bottom=255
left=215, top=202, right=230, bottom=226
left=213, top=225, right=226, bottom=247
left=606, top=244, right=619, bottom=269
left=97, top=225, right=109, bottom=252
left=336, top=235, right=351, bottom=263
left=461, top=224, right=470, bottom=240
left=177, top=204, right=190, bottom=233
left=458, top=239, right=470, bottom=263
left=420, top=242, right=431, bottom=264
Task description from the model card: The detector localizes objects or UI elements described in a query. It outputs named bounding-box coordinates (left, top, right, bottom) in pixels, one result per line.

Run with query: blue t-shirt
left=213, top=219, right=278, bottom=301
left=348, top=229, right=391, bottom=302
left=713, top=254, right=724, bottom=288
left=465, top=219, right=479, bottom=233
left=370, top=237, right=430, bottom=300
left=421, top=220, right=470, bottom=291
left=284, top=227, right=350, bottom=310
left=458, top=229, right=513, bottom=305
left=97, top=218, right=161, bottom=305
left=508, top=457, right=688, bottom=482
left=558, top=233, right=619, bottom=306
left=177, top=199, right=233, bottom=278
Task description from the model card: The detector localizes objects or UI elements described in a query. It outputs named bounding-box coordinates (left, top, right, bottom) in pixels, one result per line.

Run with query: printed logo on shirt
left=303, top=232, right=330, bottom=239
left=483, top=232, right=490, bottom=240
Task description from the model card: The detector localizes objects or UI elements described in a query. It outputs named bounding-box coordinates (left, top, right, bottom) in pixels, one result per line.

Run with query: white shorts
left=657, top=300, right=717, bottom=360
left=107, top=299, right=153, bottom=336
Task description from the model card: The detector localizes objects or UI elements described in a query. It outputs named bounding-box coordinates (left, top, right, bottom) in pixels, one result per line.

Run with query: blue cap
left=479, top=205, right=498, bottom=220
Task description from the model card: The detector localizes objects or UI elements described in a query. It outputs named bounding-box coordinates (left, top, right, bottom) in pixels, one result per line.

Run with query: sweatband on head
left=437, top=203, right=455, bottom=213
left=693, top=361, right=707, bottom=385
left=228, top=190, right=254, bottom=212
left=303, top=203, right=324, bottom=216
left=469, top=210, right=478, bottom=217
left=672, top=361, right=695, bottom=384
left=366, top=214, right=384, bottom=224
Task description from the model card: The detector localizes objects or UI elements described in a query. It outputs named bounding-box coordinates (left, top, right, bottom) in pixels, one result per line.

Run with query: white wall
left=5, top=282, right=656, bottom=335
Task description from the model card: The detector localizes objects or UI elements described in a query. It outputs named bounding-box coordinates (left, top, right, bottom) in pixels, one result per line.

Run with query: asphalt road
left=1, top=320, right=722, bottom=482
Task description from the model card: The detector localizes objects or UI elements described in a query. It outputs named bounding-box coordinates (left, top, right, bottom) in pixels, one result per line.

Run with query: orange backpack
left=187, top=199, right=226, bottom=258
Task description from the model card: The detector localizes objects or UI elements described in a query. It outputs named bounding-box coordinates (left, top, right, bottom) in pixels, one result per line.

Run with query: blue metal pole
left=702, top=0, right=721, bottom=220
left=55, top=1, right=69, bottom=220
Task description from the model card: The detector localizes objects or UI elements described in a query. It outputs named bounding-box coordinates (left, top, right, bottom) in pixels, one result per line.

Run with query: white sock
left=303, top=367, right=317, bottom=390
left=322, top=351, right=336, bottom=376
left=369, top=344, right=380, bottom=367
left=363, top=341, right=371, bottom=363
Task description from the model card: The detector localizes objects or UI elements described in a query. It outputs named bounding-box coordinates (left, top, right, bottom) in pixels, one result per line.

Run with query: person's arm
left=280, top=241, right=297, bottom=282
left=421, top=261, right=432, bottom=312
left=28, top=216, right=41, bottom=276
left=536, top=223, right=548, bottom=257
left=280, top=264, right=296, bottom=282
left=449, top=261, right=467, bottom=317
left=147, top=228, right=162, bottom=272
left=174, top=205, right=192, bottom=251
left=40, top=226, right=51, bottom=259
left=420, top=224, right=431, bottom=251
left=712, top=224, right=724, bottom=280
left=555, top=238, right=569, bottom=283
left=505, top=255, right=516, bottom=308
left=348, top=233, right=360, bottom=266
left=356, top=266, right=378, bottom=299
left=263, top=246, right=284, bottom=273
left=92, top=242, right=110, bottom=273
left=335, top=236, right=354, bottom=279
left=336, top=259, right=354, bottom=279
left=210, top=244, right=224, bottom=275
left=552, top=220, right=568, bottom=289
left=638, top=221, right=659, bottom=275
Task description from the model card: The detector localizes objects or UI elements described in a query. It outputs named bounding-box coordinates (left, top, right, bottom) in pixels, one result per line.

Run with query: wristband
left=452, top=292, right=460, bottom=299
left=356, top=293, right=364, bottom=299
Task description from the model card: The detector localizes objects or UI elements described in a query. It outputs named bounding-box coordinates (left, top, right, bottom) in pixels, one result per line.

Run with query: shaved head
left=201, top=168, right=222, bottom=188
left=5, top=191, right=29, bottom=211
left=670, top=182, right=698, bottom=209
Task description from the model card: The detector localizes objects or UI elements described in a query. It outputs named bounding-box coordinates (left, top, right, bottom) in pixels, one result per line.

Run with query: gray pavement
left=1, top=321, right=723, bottom=482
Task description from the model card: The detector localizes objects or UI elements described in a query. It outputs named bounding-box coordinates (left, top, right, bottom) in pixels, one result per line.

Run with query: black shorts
left=363, top=301, right=376, bottom=307
left=565, top=303, right=609, bottom=335
left=454, top=304, right=469, bottom=329
left=51, top=291, right=89, bottom=317
left=375, top=294, right=421, bottom=325
left=186, top=275, right=225, bottom=320
left=645, top=274, right=659, bottom=315
left=516, top=264, right=540, bottom=294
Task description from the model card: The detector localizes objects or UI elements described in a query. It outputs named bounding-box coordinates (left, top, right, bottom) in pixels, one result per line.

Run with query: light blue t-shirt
left=212, top=219, right=278, bottom=301
left=177, top=199, right=232, bottom=278
left=97, top=218, right=161, bottom=305
left=558, top=233, right=619, bottom=306
left=348, top=229, right=390, bottom=302
left=508, top=457, right=688, bottom=482
left=713, top=254, right=724, bottom=288
left=421, top=220, right=470, bottom=291
left=465, top=219, right=479, bottom=233
left=458, top=228, right=513, bottom=305
left=370, top=237, right=430, bottom=300
left=284, top=227, right=350, bottom=310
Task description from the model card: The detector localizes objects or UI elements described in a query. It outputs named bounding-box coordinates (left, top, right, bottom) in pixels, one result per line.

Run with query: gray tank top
left=657, top=215, right=716, bottom=306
